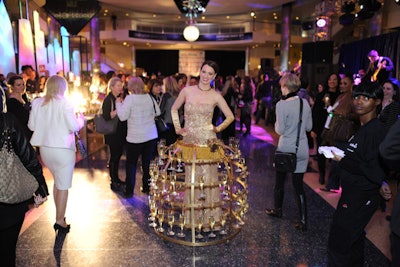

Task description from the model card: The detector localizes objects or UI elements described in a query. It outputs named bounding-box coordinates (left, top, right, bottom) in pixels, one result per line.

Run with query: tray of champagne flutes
left=147, top=137, right=249, bottom=246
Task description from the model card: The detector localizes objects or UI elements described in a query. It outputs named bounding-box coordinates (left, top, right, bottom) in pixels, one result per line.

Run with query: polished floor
left=16, top=123, right=394, bottom=267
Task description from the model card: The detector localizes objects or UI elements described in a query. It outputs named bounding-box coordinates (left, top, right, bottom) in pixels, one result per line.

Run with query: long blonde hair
left=42, top=75, right=68, bottom=106
left=163, top=75, right=180, bottom=97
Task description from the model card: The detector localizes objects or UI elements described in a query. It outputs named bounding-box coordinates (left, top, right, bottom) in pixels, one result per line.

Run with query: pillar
left=90, top=16, right=101, bottom=73
left=280, top=3, right=291, bottom=73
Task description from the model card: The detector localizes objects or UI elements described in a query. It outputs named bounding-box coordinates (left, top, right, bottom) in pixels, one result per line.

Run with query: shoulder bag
left=0, top=117, right=39, bottom=204
left=273, top=98, right=303, bottom=172
left=94, top=99, right=118, bottom=135
left=150, top=94, right=169, bottom=133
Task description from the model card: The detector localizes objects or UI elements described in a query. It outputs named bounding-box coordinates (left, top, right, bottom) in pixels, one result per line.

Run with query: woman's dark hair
left=383, top=79, right=400, bottom=102
left=147, top=78, right=162, bottom=94
left=7, top=75, right=23, bottom=86
left=352, top=81, right=383, bottom=100
left=324, top=73, right=340, bottom=92
left=201, top=60, right=219, bottom=75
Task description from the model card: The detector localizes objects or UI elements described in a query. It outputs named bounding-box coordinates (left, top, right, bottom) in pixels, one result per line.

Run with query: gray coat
left=275, top=97, right=312, bottom=173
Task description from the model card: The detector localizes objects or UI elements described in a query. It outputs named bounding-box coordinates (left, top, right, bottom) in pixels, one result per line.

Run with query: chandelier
left=174, top=0, right=209, bottom=42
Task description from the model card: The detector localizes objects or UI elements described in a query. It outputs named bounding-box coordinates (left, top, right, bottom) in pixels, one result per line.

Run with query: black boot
left=294, top=194, right=307, bottom=232
left=109, top=162, right=124, bottom=192
left=124, top=163, right=136, bottom=197
left=266, top=188, right=284, bottom=218
left=318, top=172, right=325, bottom=185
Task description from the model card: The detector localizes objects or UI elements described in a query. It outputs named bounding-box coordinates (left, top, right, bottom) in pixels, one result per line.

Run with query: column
left=280, top=3, right=291, bottom=73
left=90, top=17, right=101, bottom=73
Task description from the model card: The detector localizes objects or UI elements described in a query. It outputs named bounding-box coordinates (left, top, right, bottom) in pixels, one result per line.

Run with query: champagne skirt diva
left=148, top=139, right=249, bottom=246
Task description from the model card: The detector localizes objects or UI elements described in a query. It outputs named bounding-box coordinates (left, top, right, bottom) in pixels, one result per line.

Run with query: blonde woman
left=265, top=73, right=312, bottom=232
left=160, top=75, right=181, bottom=145
left=101, top=77, right=127, bottom=192
left=116, top=77, right=160, bottom=197
left=28, top=75, right=84, bottom=233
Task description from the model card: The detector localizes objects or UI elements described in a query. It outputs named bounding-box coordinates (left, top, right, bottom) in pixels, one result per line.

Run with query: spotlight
left=315, top=17, right=327, bottom=28
left=395, top=0, right=400, bottom=5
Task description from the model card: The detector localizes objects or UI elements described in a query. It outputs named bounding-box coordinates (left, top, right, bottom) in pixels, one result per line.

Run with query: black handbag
left=273, top=98, right=303, bottom=172
left=94, top=100, right=118, bottom=135
left=151, top=94, right=169, bottom=133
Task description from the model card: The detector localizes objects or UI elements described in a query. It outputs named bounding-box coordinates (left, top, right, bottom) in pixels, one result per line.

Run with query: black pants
left=327, top=186, right=380, bottom=267
left=273, top=171, right=305, bottom=208
left=240, top=105, right=252, bottom=134
left=0, top=213, right=25, bottom=267
left=125, top=139, right=157, bottom=193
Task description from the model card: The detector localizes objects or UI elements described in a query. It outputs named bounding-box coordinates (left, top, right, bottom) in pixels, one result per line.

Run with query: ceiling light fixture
left=175, top=0, right=209, bottom=42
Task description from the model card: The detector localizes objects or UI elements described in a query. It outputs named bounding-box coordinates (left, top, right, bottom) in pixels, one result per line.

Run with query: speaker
left=302, top=41, right=333, bottom=64
left=260, top=58, right=274, bottom=71
left=301, top=63, right=334, bottom=91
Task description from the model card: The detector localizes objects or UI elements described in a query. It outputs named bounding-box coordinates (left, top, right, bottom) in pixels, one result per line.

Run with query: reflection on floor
left=16, top=124, right=393, bottom=267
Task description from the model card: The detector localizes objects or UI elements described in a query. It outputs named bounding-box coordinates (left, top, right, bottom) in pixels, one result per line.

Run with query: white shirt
left=116, top=94, right=160, bottom=143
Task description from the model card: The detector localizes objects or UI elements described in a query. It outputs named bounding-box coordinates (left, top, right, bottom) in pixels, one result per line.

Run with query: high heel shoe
left=53, top=223, right=70, bottom=233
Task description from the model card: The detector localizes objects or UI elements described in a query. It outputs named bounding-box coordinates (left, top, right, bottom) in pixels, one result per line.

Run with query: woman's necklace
left=198, top=85, right=212, bottom=91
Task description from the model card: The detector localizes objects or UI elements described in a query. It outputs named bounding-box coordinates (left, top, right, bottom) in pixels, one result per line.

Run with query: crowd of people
left=0, top=51, right=400, bottom=266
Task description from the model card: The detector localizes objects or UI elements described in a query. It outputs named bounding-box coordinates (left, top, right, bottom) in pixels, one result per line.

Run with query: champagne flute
left=167, top=147, right=175, bottom=171
left=156, top=209, right=164, bottom=233
left=157, top=139, right=166, bottom=165
left=199, top=175, right=206, bottom=201
left=219, top=214, right=227, bottom=235
left=149, top=203, right=157, bottom=228
left=177, top=214, right=186, bottom=238
left=160, top=170, right=167, bottom=195
left=167, top=213, right=175, bottom=236
left=176, top=150, right=183, bottom=172
left=195, top=212, right=204, bottom=239
left=208, top=215, right=216, bottom=238
left=170, top=171, right=178, bottom=196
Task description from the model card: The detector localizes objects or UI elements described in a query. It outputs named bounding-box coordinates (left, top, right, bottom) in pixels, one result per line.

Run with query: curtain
left=338, top=31, right=400, bottom=80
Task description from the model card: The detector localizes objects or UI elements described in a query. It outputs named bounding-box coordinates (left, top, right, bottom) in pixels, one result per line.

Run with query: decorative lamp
left=316, top=17, right=327, bottom=28
left=183, top=25, right=200, bottom=42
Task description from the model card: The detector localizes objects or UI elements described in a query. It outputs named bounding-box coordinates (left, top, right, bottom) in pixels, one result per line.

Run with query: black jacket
left=0, top=112, right=49, bottom=199
left=379, top=120, right=400, bottom=236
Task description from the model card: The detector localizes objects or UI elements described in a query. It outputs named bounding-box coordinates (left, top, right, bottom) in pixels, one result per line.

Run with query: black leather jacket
left=0, top=113, right=49, bottom=199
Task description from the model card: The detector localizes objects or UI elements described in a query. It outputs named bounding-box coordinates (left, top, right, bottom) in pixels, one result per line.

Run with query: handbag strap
left=295, top=98, right=303, bottom=153
left=150, top=94, right=157, bottom=116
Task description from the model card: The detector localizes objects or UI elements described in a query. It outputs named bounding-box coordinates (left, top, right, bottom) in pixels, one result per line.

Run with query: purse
left=150, top=94, right=169, bottom=133
left=94, top=100, right=118, bottom=135
left=273, top=98, right=303, bottom=172
left=0, top=117, right=39, bottom=204
left=332, top=117, right=356, bottom=142
left=75, top=132, right=87, bottom=157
